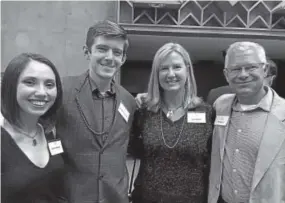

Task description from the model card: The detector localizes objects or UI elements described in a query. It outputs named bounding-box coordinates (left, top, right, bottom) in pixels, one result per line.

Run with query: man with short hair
left=206, top=59, right=278, bottom=105
left=208, top=41, right=285, bottom=203
left=56, top=20, right=137, bottom=203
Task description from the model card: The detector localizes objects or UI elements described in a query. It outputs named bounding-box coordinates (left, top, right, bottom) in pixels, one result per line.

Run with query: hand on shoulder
left=135, top=93, right=148, bottom=108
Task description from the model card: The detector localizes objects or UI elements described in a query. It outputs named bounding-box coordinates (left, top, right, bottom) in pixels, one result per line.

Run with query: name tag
left=118, top=102, right=130, bottom=122
left=214, top=115, right=229, bottom=126
left=187, top=112, right=206, bottom=123
left=48, top=139, right=64, bottom=156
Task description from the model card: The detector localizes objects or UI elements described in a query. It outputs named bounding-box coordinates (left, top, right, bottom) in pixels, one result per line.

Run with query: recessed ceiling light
left=148, top=3, right=165, bottom=8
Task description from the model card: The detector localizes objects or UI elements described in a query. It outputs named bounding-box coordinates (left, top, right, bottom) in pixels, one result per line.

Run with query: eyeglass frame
left=224, top=63, right=267, bottom=76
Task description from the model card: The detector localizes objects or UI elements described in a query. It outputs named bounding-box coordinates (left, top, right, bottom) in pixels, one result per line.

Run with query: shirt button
left=233, top=169, right=237, bottom=173
left=235, top=149, right=239, bottom=153
left=234, top=190, right=238, bottom=194
left=238, top=129, right=242, bottom=133
left=99, top=175, right=104, bottom=180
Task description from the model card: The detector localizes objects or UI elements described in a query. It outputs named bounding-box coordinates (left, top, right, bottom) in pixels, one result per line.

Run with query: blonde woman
left=129, top=43, right=213, bottom=203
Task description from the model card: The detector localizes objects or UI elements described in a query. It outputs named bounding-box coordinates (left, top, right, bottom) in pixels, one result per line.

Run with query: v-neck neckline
left=1, top=127, right=51, bottom=169
left=160, top=108, right=186, bottom=124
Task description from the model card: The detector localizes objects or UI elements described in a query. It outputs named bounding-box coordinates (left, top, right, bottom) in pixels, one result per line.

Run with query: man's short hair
left=85, top=20, right=129, bottom=55
left=225, top=41, right=267, bottom=68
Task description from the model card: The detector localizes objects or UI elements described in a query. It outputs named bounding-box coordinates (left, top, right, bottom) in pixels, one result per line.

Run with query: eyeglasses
left=225, top=63, right=266, bottom=76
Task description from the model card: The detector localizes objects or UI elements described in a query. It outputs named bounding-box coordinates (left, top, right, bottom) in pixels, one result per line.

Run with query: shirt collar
left=233, top=86, right=273, bottom=112
left=88, top=75, right=116, bottom=96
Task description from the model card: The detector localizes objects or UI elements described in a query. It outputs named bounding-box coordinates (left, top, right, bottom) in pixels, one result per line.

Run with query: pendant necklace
left=162, top=104, right=182, bottom=120
left=160, top=109, right=186, bottom=149
left=13, top=125, right=39, bottom=146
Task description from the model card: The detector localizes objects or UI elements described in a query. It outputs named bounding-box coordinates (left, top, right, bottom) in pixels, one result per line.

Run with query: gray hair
left=225, top=41, right=267, bottom=69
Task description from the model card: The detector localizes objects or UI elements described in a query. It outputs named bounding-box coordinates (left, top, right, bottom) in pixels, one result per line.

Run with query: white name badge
left=187, top=112, right=206, bottom=123
left=48, top=140, right=64, bottom=156
left=118, top=102, right=130, bottom=122
left=214, top=115, right=229, bottom=126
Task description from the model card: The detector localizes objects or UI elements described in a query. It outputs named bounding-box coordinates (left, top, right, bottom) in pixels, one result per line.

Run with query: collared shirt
left=89, top=76, right=116, bottom=142
left=89, top=75, right=116, bottom=96
left=221, top=87, right=273, bottom=203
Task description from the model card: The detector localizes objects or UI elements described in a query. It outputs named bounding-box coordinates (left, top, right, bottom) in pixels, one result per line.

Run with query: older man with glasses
left=206, top=58, right=278, bottom=106
left=208, top=41, right=285, bottom=203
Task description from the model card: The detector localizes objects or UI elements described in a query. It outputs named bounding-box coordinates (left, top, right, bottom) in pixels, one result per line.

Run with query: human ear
left=263, top=64, right=270, bottom=78
left=121, top=54, right=127, bottom=65
left=223, top=69, right=230, bottom=83
left=272, top=75, right=276, bottom=83
left=83, top=45, right=90, bottom=60
left=268, top=75, right=276, bottom=87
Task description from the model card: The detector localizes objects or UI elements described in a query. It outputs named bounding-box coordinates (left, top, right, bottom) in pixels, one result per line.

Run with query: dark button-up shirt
left=89, top=77, right=116, bottom=142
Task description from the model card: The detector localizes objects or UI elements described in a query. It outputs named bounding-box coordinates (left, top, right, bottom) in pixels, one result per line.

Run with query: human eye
left=45, top=80, right=56, bottom=89
left=160, top=66, right=168, bottom=71
left=173, top=65, right=182, bottom=70
left=113, top=49, right=123, bottom=57
left=96, top=45, right=108, bottom=52
left=22, top=78, right=36, bottom=86
left=246, top=65, right=258, bottom=71
left=228, top=67, right=240, bottom=74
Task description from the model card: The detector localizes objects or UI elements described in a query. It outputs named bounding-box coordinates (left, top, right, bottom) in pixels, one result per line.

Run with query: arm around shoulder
left=128, top=108, right=145, bottom=159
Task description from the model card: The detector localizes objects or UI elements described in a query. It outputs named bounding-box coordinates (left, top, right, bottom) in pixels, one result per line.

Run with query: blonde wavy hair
left=145, top=42, right=202, bottom=112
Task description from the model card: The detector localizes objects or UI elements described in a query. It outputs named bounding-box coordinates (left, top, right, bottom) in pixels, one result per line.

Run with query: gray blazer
left=56, top=72, right=136, bottom=203
left=208, top=90, right=285, bottom=203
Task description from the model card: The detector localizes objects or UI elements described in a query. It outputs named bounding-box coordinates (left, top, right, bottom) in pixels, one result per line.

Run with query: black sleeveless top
left=1, top=127, right=65, bottom=203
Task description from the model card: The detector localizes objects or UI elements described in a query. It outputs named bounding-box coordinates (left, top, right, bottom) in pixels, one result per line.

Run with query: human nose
left=105, top=49, right=114, bottom=60
left=167, top=67, right=175, bottom=77
left=34, top=84, right=47, bottom=97
left=104, top=50, right=115, bottom=66
left=238, top=67, right=249, bottom=78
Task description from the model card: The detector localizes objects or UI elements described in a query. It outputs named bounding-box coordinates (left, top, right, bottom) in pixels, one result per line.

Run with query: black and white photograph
left=1, top=1, right=285, bottom=203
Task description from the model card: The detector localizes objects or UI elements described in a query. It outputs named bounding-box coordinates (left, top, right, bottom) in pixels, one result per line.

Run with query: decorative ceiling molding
left=118, top=0, right=285, bottom=32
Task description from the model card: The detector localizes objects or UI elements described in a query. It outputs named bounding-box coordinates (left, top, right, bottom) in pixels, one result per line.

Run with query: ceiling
left=127, top=34, right=285, bottom=62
